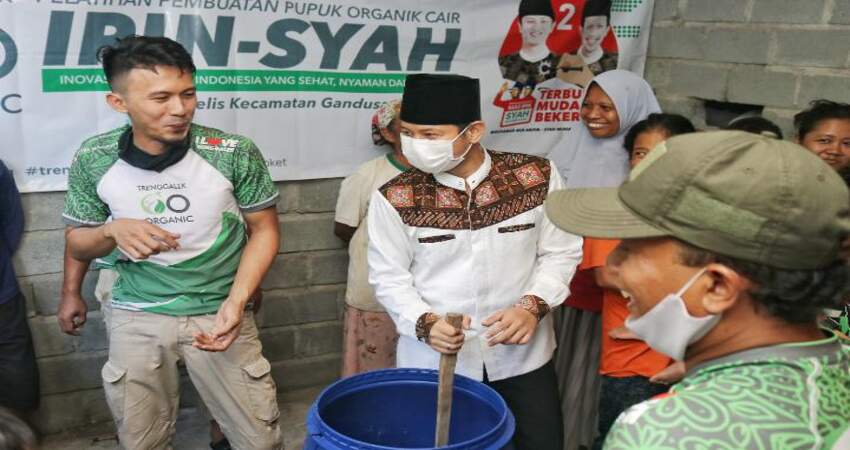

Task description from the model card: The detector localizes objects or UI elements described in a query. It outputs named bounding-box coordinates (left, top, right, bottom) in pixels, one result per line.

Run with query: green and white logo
left=141, top=192, right=190, bottom=215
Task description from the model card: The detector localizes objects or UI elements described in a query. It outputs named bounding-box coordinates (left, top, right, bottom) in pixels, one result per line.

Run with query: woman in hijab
left=550, top=69, right=661, bottom=187
left=547, top=69, right=660, bottom=450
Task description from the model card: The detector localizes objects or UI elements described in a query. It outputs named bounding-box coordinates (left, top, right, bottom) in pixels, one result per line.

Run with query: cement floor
left=40, top=386, right=323, bottom=450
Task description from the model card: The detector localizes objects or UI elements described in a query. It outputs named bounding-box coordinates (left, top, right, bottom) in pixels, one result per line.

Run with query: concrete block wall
left=14, top=179, right=347, bottom=435
left=647, top=0, right=850, bottom=138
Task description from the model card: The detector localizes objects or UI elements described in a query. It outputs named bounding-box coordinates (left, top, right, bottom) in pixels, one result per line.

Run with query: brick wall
left=646, top=0, right=850, bottom=137
left=13, top=179, right=347, bottom=434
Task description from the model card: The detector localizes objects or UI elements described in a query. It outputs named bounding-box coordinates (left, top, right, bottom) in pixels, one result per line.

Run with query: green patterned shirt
left=604, top=334, right=850, bottom=450
left=63, top=124, right=278, bottom=316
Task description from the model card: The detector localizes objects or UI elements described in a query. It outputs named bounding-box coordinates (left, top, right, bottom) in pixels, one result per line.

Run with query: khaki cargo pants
left=102, top=307, right=283, bottom=450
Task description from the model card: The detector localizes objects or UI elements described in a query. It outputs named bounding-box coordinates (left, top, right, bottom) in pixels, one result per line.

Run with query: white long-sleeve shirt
left=367, top=149, right=583, bottom=381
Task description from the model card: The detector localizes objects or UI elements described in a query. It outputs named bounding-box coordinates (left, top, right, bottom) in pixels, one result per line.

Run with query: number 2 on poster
left=556, top=3, right=576, bottom=31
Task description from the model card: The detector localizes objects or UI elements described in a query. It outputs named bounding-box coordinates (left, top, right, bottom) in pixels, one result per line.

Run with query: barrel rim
left=306, top=368, right=516, bottom=450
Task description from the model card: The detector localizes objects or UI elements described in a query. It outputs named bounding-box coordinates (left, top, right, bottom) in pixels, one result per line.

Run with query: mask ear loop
left=674, top=267, right=708, bottom=297
left=450, top=123, right=476, bottom=162
left=451, top=123, right=472, bottom=142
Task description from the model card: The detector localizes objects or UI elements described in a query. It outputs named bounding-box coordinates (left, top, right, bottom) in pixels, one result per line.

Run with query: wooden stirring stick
left=435, top=313, right=463, bottom=447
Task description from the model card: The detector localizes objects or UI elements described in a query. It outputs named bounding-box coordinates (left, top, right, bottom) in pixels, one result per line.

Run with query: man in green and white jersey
left=546, top=131, right=850, bottom=449
left=63, top=36, right=283, bottom=449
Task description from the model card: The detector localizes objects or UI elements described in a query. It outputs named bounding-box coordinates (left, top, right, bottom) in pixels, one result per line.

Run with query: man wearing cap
left=499, top=0, right=560, bottom=85
left=545, top=131, right=850, bottom=449
left=367, top=74, right=583, bottom=450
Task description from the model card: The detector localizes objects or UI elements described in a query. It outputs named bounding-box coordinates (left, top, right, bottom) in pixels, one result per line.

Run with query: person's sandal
left=210, top=438, right=232, bottom=450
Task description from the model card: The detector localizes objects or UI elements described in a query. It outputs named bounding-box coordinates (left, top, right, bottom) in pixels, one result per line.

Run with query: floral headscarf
left=371, top=99, right=401, bottom=146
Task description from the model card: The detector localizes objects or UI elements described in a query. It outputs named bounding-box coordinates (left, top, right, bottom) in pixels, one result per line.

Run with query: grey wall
left=647, top=0, right=850, bottom=137
left=14, top=179, right=347, bottom=434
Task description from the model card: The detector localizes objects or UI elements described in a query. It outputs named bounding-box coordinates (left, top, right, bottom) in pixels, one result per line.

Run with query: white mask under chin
left=401, top=125, right=473, bottom=174
left=624, top=268, right=720, bottom=361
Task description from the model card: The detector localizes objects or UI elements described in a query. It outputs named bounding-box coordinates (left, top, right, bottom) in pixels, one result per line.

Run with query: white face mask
left=624, top=268, right=720, bottom=361
left=401, top=125, right=474, bottom=174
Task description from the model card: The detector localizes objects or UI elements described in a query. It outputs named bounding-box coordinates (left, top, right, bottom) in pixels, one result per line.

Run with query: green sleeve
left=601, top=398, right=679, bottom=450
left=233, top=139, right=278, bottom=211
left=63, top=150, right=110, bottom=226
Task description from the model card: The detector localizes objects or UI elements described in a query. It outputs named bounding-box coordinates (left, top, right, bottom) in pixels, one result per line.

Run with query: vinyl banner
left=0, top=0, right=654, bottom=192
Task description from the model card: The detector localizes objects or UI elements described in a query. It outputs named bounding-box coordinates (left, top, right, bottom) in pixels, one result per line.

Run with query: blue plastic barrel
left=304, top=368, right=515, bottom=449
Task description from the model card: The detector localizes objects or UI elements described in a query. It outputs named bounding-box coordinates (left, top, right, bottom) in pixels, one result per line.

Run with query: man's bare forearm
left=66, top=225, right=117, bottom=260
left=227, top=208, right=280, bottom=308
left=333, top=222, right=356, bottom=243
left=62, top=242, right=92, bottom=297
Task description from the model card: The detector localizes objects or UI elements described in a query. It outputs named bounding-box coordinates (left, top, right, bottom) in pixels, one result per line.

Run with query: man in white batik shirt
left=367, top=73, right=583, bottom=450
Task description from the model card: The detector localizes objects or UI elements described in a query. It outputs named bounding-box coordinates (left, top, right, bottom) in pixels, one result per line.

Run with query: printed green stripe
left=42, top=68, right=407, bottom=93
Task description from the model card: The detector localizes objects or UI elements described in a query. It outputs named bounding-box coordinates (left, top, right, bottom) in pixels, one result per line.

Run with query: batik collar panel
left=379, top=150, right=551, bottom=231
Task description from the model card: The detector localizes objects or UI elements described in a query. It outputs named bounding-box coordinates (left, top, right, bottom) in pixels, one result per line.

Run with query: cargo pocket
left=241, top=357, right=280, bottom=423
left=101, top=361, right=127, bottom=423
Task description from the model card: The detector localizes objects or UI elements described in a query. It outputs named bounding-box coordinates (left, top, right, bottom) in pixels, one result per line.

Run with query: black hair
left=97, top=35, right=196, bottom=88
left=623, top=113, right=696, bottom=154
left=582, top=0, right=612, bottom=24
left=794, top=99, right=850, bottom=140
left=677, top=241, right=850, bottom=324
left=726, top=116, right=784, bottom=139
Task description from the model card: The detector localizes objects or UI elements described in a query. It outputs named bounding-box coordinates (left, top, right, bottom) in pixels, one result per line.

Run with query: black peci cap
left=519, top=0, right=555, bottom=19
left=400, top=74, right=482, bottom=126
